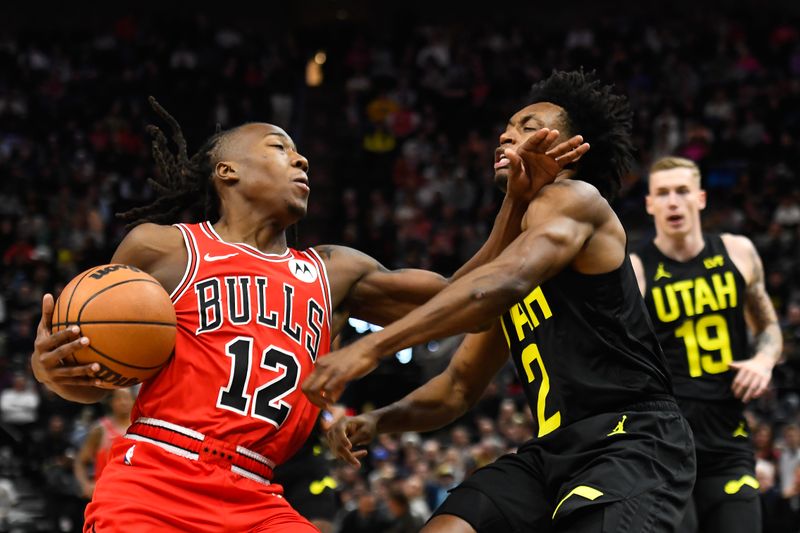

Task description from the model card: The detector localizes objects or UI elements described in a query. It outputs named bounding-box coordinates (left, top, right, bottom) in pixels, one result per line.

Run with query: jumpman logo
left=654, top=263, right=672, bottom=281
left=607, top=415, right=627, bottom=436
left=732, top=421, right=749, bottom=438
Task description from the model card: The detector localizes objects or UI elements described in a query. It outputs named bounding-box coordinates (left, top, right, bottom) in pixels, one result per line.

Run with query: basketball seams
left=65, top=267, right=95, bottom=324
left=76, top=279, right=165, bottom=323
left=85, top=344, right=165, bottom=370
left=52, top=320, right=177, bottom=327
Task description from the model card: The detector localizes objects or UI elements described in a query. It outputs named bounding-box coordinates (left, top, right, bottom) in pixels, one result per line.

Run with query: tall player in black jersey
left=630, top=156, right=783, bottom=533
left=305, top=71, right=696, bottom=533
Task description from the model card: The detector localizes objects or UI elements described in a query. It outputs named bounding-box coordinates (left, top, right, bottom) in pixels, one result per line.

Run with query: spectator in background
left=754, top=422, right=780, bottom=463
left=339, top=492, right=387, bottom=533
left=384, top=487, right=423, bottom=533
left=757, top=459, right=795, bottom=533
left=780, top=424, right=800, bottom=492
left=30, top=415, right=83, bottom=532
left=73, top=388, right=134, bottom=500
left=0, top=373, right=39, bottom=455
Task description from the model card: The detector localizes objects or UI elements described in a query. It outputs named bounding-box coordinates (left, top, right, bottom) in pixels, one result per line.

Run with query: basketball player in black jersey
left=305, top=70, right=696, bottom=533
left=630, top=156, right=782, bottom=533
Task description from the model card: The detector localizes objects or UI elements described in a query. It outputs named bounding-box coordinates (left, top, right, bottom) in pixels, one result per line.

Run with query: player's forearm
left=365, top=262, right=527, bottom=359
left=451, top=196, right=528, bottom=281
left=372, top=374, right=469, bottom=434
left=754, top=323, right=783, bottom=365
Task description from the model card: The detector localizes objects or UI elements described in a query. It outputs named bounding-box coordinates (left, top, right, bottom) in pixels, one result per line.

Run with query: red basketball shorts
left=83, top=437, right=319, bottom=532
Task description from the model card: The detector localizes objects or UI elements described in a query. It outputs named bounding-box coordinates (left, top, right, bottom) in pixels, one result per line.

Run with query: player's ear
left=697, top=189, right=707, bottom=211
left=215, top=161, right=240, bottom=184
left=645, top=193, right=654, bottom=215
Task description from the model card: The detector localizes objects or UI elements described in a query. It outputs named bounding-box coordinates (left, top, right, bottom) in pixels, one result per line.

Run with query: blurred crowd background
left=2, top=1, right=800, bottom=531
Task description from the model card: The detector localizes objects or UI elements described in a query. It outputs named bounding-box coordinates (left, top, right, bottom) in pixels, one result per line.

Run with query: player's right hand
left=504, top=128, right=589, bottom=203
left=31, top=294, right=100, bottom=389
left=324, top=413, right=377, bottom=468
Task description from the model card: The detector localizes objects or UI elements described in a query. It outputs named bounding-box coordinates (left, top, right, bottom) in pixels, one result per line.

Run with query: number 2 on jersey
left=674, top=314, right=732, bottom=377
left=521, top=343, right=561, bottom=437
left=217, top=337, right=300, bottom=428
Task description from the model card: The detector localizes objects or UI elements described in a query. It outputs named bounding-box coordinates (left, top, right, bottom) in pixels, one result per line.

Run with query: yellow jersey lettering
left=712, top=271, right=737, bottom=309
left=524, top=286, right=553, bottom=326
left=703, top=255, right=724, bottom=269
left=693, top=277, right=720, bottom=314
left=651, top=286, right=680, bottom=323
left=671, top=280, right=695, bottom=317
left=520, top=344, right=561, bottom=437
left=509, top=303, right=534, bottom=342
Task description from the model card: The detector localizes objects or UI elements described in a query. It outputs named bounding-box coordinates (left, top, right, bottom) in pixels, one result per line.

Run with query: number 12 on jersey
left=217, top=337, right=301, bottom=428
left=521, top=343, right=561, bottom=438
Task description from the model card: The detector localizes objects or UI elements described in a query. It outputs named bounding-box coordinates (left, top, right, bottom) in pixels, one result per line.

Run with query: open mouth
left=494, top=148, right=510, bottom=170
left=666, top=214, right=683, bottom=225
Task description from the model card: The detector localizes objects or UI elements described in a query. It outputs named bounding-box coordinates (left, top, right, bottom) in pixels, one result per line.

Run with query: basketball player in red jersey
left=30, top=98, right=587, bottom=532
left=73, top=388, right=135, bottom=500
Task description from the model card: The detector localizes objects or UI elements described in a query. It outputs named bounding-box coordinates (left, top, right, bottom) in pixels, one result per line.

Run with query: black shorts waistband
left=624, top=395, right=680, bottom=413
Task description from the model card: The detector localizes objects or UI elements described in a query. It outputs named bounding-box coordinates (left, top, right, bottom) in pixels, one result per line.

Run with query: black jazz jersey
left=636, top=234, right=748, bottom=401
left=499, top=257, right=673, bottom=441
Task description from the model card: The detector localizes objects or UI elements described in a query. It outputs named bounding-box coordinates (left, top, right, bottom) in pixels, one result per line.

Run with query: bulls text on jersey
left=193, top=276, right=325, bottom=362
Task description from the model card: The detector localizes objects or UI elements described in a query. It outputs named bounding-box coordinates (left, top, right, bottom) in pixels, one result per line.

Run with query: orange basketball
left=52, top=264, right=176, bottom=389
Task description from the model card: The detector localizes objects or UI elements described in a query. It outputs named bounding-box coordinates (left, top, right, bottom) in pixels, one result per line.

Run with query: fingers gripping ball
left=52, top=264, right=176, bottom=388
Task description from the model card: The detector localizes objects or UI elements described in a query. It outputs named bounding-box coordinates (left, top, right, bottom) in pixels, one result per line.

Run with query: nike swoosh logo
left=204, top=252, right=239, bottom=262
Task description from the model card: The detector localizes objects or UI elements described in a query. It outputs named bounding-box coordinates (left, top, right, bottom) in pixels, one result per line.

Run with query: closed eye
left=270, top=144, right=286, bottom=151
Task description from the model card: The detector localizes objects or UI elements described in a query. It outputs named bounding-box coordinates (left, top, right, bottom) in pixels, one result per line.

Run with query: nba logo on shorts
left=288, top=259, right=318, bottom=283
left=124, top=445, right=136, bottom=466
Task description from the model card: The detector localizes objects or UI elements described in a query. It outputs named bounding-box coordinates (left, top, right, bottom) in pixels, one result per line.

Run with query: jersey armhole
left=169, top=224, right=200, bottom=303
left=304, top=248, right=333, bottom=333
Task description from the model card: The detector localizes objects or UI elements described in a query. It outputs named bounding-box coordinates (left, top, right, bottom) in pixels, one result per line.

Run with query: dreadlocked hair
left=529, top=69, right=634, bottom=200
left=118, top=97, right=226, bottom=228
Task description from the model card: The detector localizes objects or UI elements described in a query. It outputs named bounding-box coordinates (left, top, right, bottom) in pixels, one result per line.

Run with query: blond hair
left=649, top=156, right=701, bottom=185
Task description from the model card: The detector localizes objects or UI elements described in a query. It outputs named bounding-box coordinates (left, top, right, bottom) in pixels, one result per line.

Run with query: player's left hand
left=730, top=355, right=774, bottom=403
left=302, top=341, right=379, bottom=409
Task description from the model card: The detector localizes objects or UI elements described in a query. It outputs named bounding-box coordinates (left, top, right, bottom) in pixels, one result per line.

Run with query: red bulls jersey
left=131, top=221, right=331, bottom=467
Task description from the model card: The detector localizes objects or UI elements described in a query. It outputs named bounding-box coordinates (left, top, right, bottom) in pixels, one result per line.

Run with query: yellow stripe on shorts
left=552, top=485, right=604, bottom=519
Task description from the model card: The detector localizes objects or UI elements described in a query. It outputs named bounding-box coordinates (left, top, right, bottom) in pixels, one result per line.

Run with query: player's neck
left=653, top=230, right=705, bottom=262
left=113, top=414, right=130, bottom=427
left=212, top=215, right=289, bottom=255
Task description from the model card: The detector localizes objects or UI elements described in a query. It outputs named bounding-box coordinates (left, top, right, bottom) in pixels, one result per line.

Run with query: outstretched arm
left=325, top=324, right=508, bottom=466
left=319, top=130, right=589, bottom=330
left=304, top=183, right=605, bottom=406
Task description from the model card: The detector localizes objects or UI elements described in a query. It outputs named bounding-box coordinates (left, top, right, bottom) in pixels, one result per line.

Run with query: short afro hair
left=528, top=69, right=634, bottom=200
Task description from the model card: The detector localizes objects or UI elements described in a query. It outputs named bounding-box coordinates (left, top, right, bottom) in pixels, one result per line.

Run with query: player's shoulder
left=536, top=179, right=611, bottom=220
left=113, top=222, right=185, bottom=269
left=124, top=222, right=183, bottom=247
left=719, top=232, right=756, bottom=254
left=719, top=233, right=760, bottom=282
left=312, top=244, right=375, bottom=268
